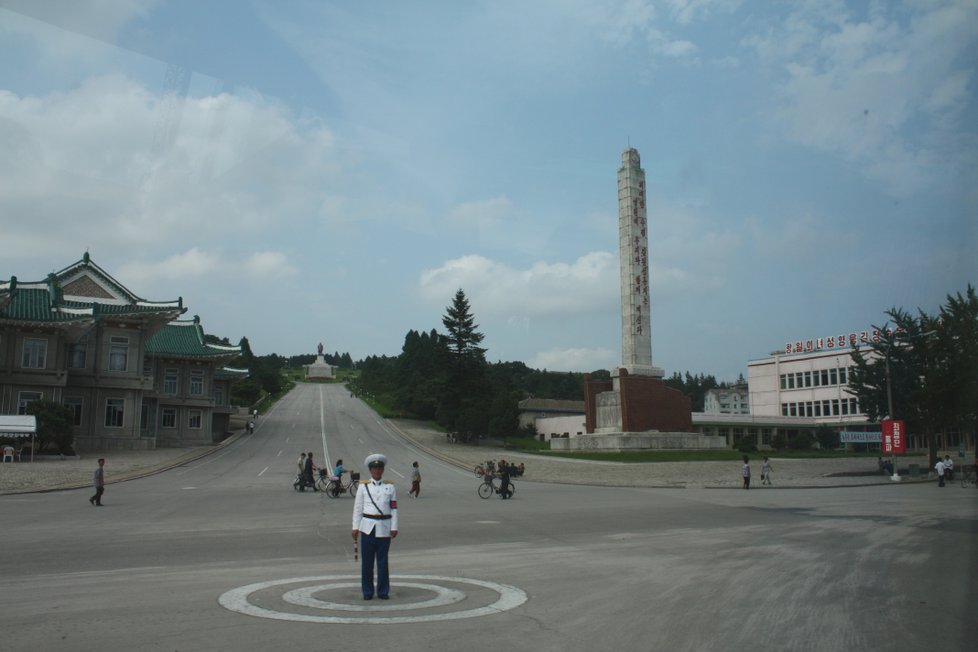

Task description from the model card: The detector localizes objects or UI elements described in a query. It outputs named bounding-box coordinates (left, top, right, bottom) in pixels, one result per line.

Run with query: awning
left=0, top=415, right=37, bottom=462
left=0, top=415, right=37, bottom=437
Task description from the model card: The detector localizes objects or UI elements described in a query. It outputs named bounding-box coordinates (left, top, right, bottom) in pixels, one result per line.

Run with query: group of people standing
left=934, top=454, right=955, bottom=486
left=741, top=456, right=773, bottom=489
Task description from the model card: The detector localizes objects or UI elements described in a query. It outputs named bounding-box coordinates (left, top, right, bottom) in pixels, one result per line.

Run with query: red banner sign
left=881, top=419, right=906, bottom=454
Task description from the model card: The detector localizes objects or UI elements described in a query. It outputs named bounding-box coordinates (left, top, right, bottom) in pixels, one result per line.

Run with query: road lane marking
left=258, top=466, right=269, bottom=476
left=218, top=575, right=527, bottom=624
left=283, top=582, right=465, bottom=611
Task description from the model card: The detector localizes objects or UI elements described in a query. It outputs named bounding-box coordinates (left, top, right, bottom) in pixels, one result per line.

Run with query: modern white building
left=747, top=349, right=868, bottom=426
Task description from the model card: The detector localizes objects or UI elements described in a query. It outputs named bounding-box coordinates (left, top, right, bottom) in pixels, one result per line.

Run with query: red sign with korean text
left=881, top=419, right=906, bottom=454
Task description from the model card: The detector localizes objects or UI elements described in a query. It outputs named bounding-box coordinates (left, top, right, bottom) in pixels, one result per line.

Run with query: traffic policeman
left=352, top=453, right=399, bottom=600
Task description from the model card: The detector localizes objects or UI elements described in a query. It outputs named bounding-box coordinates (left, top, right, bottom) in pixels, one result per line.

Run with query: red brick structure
left=584, top=369, right=692, bottom=433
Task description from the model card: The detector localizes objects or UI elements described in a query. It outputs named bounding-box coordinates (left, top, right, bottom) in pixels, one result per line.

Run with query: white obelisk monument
left=617, top=147, right=663, bottom=378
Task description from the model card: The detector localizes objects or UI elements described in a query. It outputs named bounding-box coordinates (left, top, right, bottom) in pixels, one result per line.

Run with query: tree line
left=847, top=285, right=978, bottom=466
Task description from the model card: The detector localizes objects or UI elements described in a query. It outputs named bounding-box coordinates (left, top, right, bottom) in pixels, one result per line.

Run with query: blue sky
left=1, top=0, right=975, bottom=380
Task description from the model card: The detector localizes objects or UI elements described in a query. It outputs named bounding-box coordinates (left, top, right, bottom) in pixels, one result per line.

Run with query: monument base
left=305, top=354, right=335, bottom=379
left=584, top=368, right=692, bottom=434
left=550, top=432, right=725, bottom=452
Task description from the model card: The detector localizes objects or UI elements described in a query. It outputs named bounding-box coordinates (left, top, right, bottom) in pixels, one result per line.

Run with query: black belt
left=363, top=513, right=391, bottom=520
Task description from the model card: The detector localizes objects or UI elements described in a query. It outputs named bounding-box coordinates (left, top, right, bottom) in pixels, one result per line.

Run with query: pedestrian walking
left=761, top=457, right=772, bottom=485
left=352, top=454, right=398, bottom=600
left=89, top=458, right=105, bottom=506
left=302, top=452, right=318, bottom=491
left=934, top=458, right=946, bottom=487
left=943, top=455, right=954, bottom=481
left=742, top=455, right=751, bottom=490
left=409, top=461, right=421, bottom=498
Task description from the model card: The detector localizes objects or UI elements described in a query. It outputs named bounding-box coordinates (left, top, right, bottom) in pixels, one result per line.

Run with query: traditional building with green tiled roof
left=0, top=254, right=245, bottom=452
left=143, top=317, right=243, bottom=446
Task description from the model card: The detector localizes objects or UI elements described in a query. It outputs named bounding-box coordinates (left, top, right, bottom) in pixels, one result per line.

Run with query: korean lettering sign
left=881, top=419, right=906, bottom=454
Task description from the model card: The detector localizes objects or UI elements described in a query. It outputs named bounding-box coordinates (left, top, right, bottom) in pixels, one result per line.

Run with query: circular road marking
left=219, top=574, right=527, bottom=624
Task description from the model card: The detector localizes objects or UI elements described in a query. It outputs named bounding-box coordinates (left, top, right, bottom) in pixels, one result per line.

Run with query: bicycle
left=477, top=473, right=515, bottom=499
left=473, top=460, right=496, bottom=477
left=960, top=466, right=977, bottom=488
left=324, top=471, right=361, bottom=498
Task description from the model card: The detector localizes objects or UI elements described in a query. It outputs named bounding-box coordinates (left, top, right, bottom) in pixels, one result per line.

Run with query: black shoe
left=89, top=497, right=95, bottom=505
left=378, top=595, right=389, bottom=600
left=363, top=595, right=373, bottom=601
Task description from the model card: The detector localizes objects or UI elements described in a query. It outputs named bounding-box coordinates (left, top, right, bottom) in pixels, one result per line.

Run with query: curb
left=0, top=430, right=246, bottom=496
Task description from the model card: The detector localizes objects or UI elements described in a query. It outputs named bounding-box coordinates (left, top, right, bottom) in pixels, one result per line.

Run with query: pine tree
left=442, top=289, right=486, bottom=361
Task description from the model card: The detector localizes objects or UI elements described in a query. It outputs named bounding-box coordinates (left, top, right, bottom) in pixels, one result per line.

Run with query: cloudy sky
left=1, top=0, right=975, bottom=379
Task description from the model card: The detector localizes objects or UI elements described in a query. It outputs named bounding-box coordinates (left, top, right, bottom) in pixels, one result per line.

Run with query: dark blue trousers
left=360, top=530, right=391, bottom=598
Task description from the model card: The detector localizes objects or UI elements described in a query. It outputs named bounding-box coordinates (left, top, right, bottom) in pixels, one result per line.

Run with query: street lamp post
left=883, top=334, right=900, bottom=482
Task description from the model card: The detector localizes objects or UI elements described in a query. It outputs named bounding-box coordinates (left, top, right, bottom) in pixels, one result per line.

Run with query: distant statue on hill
left=318, top=342, right=324, bottom=356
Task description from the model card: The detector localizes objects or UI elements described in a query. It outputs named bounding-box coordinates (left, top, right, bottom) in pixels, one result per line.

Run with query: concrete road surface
left=0, top=383, right=973, bottom=652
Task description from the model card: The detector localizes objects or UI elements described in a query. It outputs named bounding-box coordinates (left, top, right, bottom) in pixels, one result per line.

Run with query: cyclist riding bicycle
left=497, top=465, right=512, bottom=499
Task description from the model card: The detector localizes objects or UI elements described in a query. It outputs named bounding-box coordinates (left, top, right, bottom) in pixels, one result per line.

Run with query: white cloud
left=244, top=251, right=298, bottom=279
left=418, top=252, right=619, bottom=319
left=745, top=0, right=978, bottom=196
left=0, top=74, right=338, bottom=264
left=116, top=247, right=295, bottom=287
left=529, top=347, right=617, bottom=372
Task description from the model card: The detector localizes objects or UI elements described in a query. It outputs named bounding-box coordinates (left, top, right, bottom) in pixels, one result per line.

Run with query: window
left=214, top=385, right=224, bottom=406
left=161, top=408, right=177, bottom=428
left=64, top=397, right=83, bottom=426
left=829, top=368, right=838, bottom=385
left=68, top=343, right=87, bottom=369
left=105, top=398, right=125, bottom=427
left=831, top=399, right=840, bottom=416
left=820, top=369, right=829, bottom=386
left=814, top=402, right=822, bottom=417
left=189, top=369, right=204, bottom=396
left=841, top=400, right=849, bottom=416
left=142, top=358, right=153, bottom=377
left=22, top=338, right=47, bottom=369
left=17, top=391, right=42, bottom=414
left=140, top=402, right=149, bottom=429
left=109, top=336, right=129, bottom=371
left=804, top=371, right=812, bottom=387
left=805, top=401, right=813, bottom=417
left=781, top=403, right=788, bottom=416
left=163, top=368, right=179, bottom=395
left=839, top=367, right=847, bottom=384
left=188, top=409, right=202, bottom=429
left=779, top=374, right=787, bottom=390
left=787, top=375, right=795, bottom=389
left=789, top=403, right=797, bottom=417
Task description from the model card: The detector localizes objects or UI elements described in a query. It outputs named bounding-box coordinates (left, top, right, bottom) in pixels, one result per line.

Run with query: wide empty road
left=1, top=383, right=973, bottom=651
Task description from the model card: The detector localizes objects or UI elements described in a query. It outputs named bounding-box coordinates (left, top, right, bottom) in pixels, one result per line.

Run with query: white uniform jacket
left=353, top=479, right=399, bottom=537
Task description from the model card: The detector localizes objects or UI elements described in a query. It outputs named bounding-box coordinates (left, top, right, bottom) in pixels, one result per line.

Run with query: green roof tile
left=146, top=320, right=241, bottom=359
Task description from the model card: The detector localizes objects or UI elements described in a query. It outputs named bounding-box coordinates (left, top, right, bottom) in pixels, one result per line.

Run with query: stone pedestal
left=585, top=368, right=692, bottom=435
left=305, top=354, right=334, bottom=379
left=574, top=368, right=716, bottom=451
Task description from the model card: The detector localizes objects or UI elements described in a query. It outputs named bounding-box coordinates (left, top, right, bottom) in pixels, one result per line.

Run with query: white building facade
left=703, top=386, right=749, bottom=415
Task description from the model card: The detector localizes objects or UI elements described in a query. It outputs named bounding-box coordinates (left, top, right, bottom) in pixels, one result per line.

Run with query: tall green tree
left=442, top=289, right=486, bottom=362
left=438, top=289, right=488, bottom=434
left=848, top=285, right=978, bottom=466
